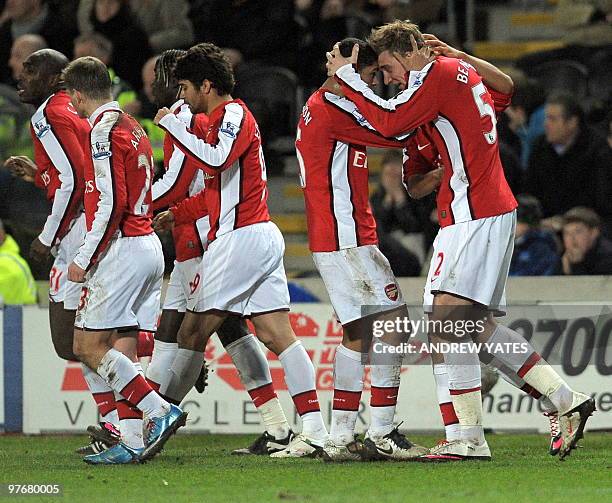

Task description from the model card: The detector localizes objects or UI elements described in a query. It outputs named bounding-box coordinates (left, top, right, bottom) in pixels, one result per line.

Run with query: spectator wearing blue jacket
left=510, top=195, right=559, bottom=276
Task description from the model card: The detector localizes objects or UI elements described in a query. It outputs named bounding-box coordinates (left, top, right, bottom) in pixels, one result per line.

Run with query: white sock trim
left=278, top=340, right=302, bottom=361
left=336, top=344, right=365, bottom=362
left=224, top=333, right=257, bottom=352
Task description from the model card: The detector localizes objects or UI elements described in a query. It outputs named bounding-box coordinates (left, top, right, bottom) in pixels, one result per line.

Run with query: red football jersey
left=158, top=99, right=269, bottom=243
left=171, top=186, right=208, bottom=226
left=73, top=102, right=155, bottom=271
left=30, top=90, right=90, bottom=246
left=296, top=88, right=405, bottom=252
left=152, top=100, right=210, bottom=261
left=336, top=56, right=517, bottom=227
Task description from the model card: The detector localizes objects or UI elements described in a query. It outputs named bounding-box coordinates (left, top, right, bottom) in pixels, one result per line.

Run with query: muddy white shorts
left=187, top=222, right=290, bottom=316
left=423, top=211, right=516, bottom=313
left=313, top=244, right=404, bottom=325
left=162, top=257, right=202, bottom=312
left=75, top=233, right=164, bottom=331
left=49, top=213, right=86, bottom=310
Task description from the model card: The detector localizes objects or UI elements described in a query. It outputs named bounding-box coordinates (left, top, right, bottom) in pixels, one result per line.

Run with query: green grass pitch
left=0, top=433, right=610, bottom=502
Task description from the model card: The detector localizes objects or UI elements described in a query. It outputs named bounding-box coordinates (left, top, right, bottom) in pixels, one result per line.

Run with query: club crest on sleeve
left=385, top=283, right=399, bottom=301
left=411, top=74, right=424, bottom=89
left=219, top=121, right=238, bottom=139
left=92, top=140, right=112, bottom=160
left=34, top=118, right=51, bottom=138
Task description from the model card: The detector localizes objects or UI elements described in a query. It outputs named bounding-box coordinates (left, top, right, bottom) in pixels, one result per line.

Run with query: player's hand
left=4, top=155, right=37, bottom=183
left=325, top=42, right=359, bottom=77
left=67, top=262, right=86, bottom=283
left=393, top=35, right=432, bottom=74
left=153, top=107, right=171, bottom=125
left=423, top=34, right=463, bottom=59
left=153, top=210, right=175, bottom=232
left=29, top=237, right=51, bottom=263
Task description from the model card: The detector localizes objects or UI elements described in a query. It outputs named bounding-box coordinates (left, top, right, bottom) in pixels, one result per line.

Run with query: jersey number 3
left=471, top=82, right=497, bottom=145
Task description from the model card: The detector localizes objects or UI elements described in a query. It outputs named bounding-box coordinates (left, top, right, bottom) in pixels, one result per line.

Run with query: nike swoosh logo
left=417, top=143, right=430, bottom=151
left=377, top=446, right=394, bottom=455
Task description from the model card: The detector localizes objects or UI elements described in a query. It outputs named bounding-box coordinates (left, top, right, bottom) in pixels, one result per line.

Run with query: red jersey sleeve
left=35, top=112, right=86, bottom=246
left=158, top=102, right=248, bottom=171
left=335, top=60, right=441, bottom=137
left=151, top=133, right=200, bottom=211
left=321, top=92, right=407, bottom=149
left=73, top=112, right=128, bottom=270
left=31, top=127, right=51, bottom=191
left=403, top=139, right=432, bottom=178
left=485, top=86, right=513, bottom=114
left=171, top=189, right=209, bottom=225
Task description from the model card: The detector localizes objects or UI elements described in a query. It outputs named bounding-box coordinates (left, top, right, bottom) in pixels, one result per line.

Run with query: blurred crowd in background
left=0, top=0, right=610, bottom=300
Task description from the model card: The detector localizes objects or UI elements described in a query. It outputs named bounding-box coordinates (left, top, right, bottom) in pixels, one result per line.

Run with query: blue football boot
left=83, top=442, right=143, bottom=465
left=141, top=404, right=187, bottom=462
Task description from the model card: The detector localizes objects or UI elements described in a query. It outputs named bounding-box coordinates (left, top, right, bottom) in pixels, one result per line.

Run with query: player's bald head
left=25, top=49, right=69, bottom=79
left=18, top=49, right=69, bottom=106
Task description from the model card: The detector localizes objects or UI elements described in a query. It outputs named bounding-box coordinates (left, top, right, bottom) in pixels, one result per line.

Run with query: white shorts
left=75, top=234, right=164, bottom=331
left=163, top=257, right=202, bottom=312
left=188, top=222, right=290, bottom=316
left=423, top=211, right=516, bottom=313
left=313, top=245, right=404, bottom=325
left=49, top=213, right=86, bottom=310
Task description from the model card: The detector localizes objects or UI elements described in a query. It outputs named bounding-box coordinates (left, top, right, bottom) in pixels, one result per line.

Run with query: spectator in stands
left=504, top=75, right=546, bottom=169
left=556, top=207, right=612, bottom=276
left=0, top=217, right=37, bottom=305
left=509, top=194, right=559, bottom=276
left=82, top=0, right=151, bottom=91
left=73, top=32, right=135, bottom=108
left=2, top=34, right=46, bottom=156
left=0, top=0, right=78, bottom=84
left=78, top=0, right=194, bottom=52
left=123, top=56, right=165, bottom=165
left=498, top=141, right=523, bottom=195
left=372, top=150, right=425, bottom=237
left=123, top=55, right=157, bottom=120
left=525, top=93, right=612, bottom=229
left=371, top=150, right=425, bottom=277
left=8, top=33, right=47, bottom=81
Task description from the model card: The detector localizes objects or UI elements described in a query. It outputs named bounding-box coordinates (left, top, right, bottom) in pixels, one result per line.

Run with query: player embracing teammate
left=326, top=20, right=595, bottom=461
left=296, top=38, right=428, bottom=461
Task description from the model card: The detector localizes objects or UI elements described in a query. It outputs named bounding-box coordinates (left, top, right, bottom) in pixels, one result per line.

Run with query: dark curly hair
left=337, top=38, right=378, bottom=72
left=174, top=43, right=235, bottom=95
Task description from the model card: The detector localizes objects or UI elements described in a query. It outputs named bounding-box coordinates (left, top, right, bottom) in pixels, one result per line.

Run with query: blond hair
left=368, top=20, right=424, bottom=55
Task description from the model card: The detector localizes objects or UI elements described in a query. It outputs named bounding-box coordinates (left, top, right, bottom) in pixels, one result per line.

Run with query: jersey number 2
left=135, top=154, right=153, bottom=215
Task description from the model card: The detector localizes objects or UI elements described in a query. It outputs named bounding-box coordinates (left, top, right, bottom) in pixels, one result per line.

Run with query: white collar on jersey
left=89, top=100, right=121, bottom=126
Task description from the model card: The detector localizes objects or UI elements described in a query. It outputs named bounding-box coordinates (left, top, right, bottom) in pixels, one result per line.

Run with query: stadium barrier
left=1, top=277, right=611, bottom=434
